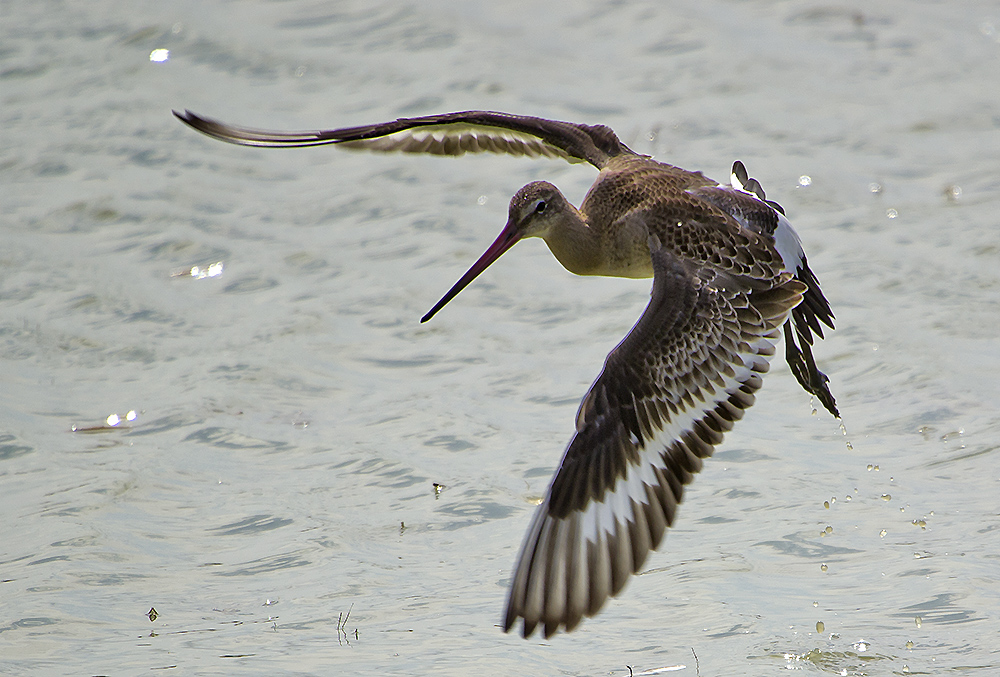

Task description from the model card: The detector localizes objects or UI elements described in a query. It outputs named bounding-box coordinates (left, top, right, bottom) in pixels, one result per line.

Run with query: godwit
left=174, top=109, right=839, bottom=638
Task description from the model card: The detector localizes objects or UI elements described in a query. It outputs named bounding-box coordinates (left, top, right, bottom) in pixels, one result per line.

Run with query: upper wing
left=172, top=109, right=636, bottom=169
left=503, top=237, right=806, bottom=639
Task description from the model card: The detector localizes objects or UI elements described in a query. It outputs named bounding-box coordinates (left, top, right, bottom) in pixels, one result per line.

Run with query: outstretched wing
left=503, top=237, right=806, bottom=638
left=687, top=161, right=838, bottom=417
left=173, top=109, right=635, bottom=169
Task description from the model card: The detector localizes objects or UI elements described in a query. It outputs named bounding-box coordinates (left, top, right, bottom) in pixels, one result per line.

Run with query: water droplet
left=886, top=208, right=898, bottom=219
left=813, top=601, right=819, bottom=607
left=477, top=195, right=488, bottom=205
left=906, top=640, right=914, bottom=649
left=798, top=175, right=812, bottom=187
left=816, top=621, right=825, bottom=633
left=820, top=563, right=828, bottom=572
left=867, top=464, right=873, bottom=471
left=902, top=665, right=910, bottom=673
left=854, top=640, right=869, bottom=652
left=126, top=410, right=137, bottom=421
left=107, top=413, right=121, bottom=426
left=845, top=441, right=853, bottom=451
left=869, top=182, right=883, bottom=195
left=915, top=616, right=922, bottom=628
left=880, top=529, right=887, bottom=538
left=825, top=526, right=833, bottom=534
left=943, top=184, right=962, bottom=202
left=830, top=497, right=836, bottom=504
left=845, top=495, right=852, bottom=502
left=149, top=48, right=169, bottom=63
left=824, top=501, right=830, bottom=509
left=881, top=494, right=891, bottom=501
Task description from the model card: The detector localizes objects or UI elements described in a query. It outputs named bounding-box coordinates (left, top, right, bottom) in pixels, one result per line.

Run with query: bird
left=174, top=108, right=839, bottom=638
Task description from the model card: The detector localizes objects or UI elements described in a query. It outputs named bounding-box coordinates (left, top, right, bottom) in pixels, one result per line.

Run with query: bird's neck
left=543, top=208, right=603, bottom=276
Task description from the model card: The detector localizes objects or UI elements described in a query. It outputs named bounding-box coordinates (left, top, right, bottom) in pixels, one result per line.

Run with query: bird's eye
left=533, top=200, right=547, bottom=214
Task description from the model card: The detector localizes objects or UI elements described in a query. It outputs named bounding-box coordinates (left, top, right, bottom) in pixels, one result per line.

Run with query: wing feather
left=503, top=237, right=805, bottom=638
left=173, top=109, right=636, bottom=168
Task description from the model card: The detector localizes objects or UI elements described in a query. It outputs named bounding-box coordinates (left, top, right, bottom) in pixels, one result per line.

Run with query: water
left=2, top=1, right=999, bottom=674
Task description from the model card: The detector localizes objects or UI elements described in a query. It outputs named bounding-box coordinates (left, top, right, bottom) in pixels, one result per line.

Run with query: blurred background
left=2, top=1, right=998, bottom=674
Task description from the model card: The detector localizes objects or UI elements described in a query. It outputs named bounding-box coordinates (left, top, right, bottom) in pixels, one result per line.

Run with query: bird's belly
left=593, top=258, right=654, bottom=279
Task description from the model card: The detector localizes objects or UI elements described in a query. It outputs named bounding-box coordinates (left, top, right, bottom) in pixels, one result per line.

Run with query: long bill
left=420, top=221, right=522, bottom=323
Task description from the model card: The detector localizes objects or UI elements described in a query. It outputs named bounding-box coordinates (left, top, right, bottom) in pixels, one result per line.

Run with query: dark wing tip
left=783, top=323, right=839, bottom=418
left=173, top=108, right=212, bottom=131
left=744, top=178, right=766, bottom=201
left=172, top=109, right=243, bottom=144
left=732, top=160, right=749, bottom=186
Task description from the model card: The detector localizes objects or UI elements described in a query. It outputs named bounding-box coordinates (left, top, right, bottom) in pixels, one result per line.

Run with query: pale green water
left=2, top=1, right=999, bottom=675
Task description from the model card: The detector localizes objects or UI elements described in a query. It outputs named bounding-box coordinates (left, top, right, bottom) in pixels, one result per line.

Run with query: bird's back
left=580, top=155, right=786, bottom=286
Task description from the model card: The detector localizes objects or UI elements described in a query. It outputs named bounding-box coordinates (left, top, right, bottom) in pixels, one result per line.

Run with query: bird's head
left=420, top=181, right=571, bottom=323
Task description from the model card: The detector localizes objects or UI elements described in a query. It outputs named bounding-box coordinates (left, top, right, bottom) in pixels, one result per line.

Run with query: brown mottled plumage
left=174, top=108, right=838, bottom=638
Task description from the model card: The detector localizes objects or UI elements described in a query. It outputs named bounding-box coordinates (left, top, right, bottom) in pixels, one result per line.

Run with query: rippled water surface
left=2, top=1, right=999, bottom=675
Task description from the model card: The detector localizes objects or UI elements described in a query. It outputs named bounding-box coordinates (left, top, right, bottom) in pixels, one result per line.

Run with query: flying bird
left=174, top=108, right=838, bottom=638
